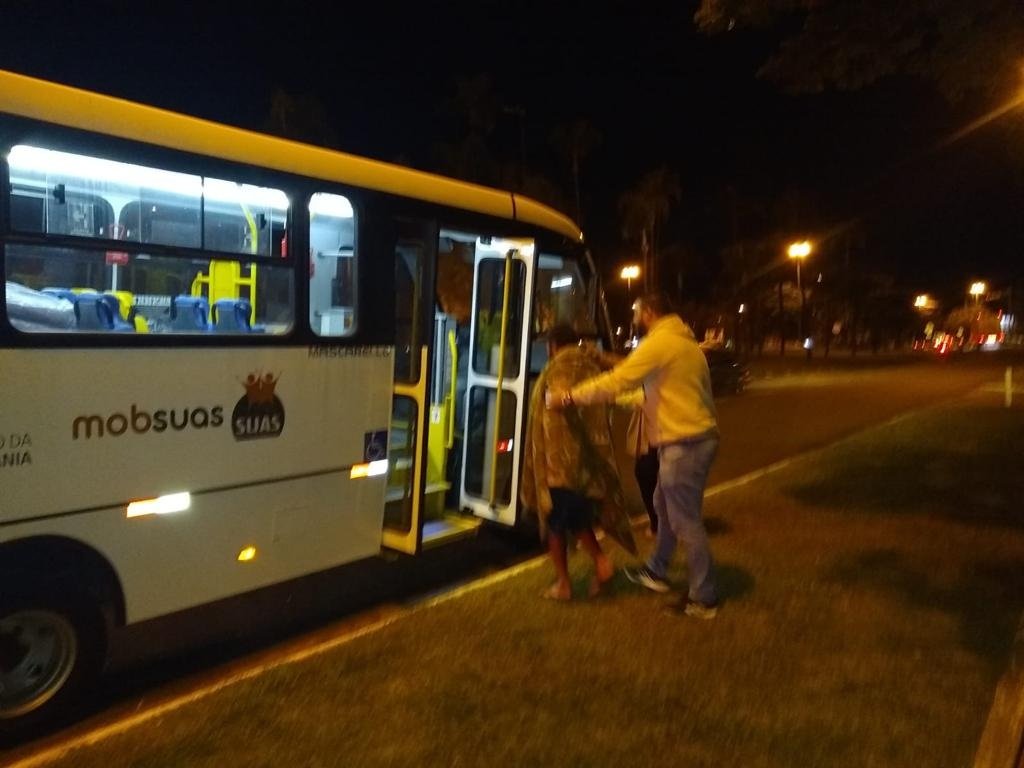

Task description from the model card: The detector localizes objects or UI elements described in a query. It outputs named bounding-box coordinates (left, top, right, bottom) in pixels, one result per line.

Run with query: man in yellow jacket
left=549, top=292, right=721, bottom=618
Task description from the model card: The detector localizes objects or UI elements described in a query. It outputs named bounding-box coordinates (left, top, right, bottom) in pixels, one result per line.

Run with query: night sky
left=1, top=1, right=1020, bottom=306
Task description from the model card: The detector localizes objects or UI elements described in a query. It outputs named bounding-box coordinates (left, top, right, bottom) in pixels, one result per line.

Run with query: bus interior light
left=237, top=546, right=257, bottom=562
left=126, top=492, right=191, bottom=518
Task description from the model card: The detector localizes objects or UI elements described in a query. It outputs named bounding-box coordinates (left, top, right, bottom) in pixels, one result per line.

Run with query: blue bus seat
left=74, top=293, right=116, bottom=331
left=99, top=294, right=135, bottom=331
left=171, top=295, right=210, bottom=331
left=42, top=287, right=78, bottom=303
left=211, top=298, right=252, bottom=332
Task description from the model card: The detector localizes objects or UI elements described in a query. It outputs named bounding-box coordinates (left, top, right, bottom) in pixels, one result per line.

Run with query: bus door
left=382, top=228, right=534, bottom=552
left=460, top=237, right=534, bottom=526
left=382, top=219, right=435, bottom=554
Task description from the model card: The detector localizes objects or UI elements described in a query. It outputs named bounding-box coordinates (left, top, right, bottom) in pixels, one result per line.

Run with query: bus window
left=309, top=192, right=356, bottom=337
left=4, top=244, right=293, bottom=335
left=203, top=178, right=288, bottom=258
left=529, top=255, right=592, bottom=373
left=472, top=258, right=525, bottom=377
left=8, top=145, right=289, bottom=258
left=8, top=144, right=202, bottom=248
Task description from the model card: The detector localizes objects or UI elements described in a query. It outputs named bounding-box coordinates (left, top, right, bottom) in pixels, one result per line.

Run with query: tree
left=549, top=119, right=603, bottom=226
left=694, top=0, right=1024, bottom=102
left=266, top=89, right=338, bottom=148
left=617, top=167, right=682, bottom=291
left=431, top=74, right=502, bottom=186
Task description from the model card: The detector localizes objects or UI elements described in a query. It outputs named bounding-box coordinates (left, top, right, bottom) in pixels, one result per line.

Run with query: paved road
left=616, top=354, right=1006, bottom=516
left=3, top=354, right=1015, bottom=757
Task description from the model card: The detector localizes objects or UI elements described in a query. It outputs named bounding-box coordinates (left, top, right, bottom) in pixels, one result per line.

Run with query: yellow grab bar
left=446, top=329, right=458, bottom=449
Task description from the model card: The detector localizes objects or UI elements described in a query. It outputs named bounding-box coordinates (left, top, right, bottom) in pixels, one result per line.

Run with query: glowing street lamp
left=787, top=241, right=812, bottom=259
left=620, top=264, right=640, bottom=293
left=969, top=281, right=987, bottom=304
left=787, top=241, right=813, bottom=355
left=914, top=294, right=929, bottom=308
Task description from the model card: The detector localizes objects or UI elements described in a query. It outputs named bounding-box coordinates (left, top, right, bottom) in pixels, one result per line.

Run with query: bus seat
left=74, top=293, right=116, bottom=331
left=106, top=290, right=148, bottom=332
left=42, top=287, right=78, bottom=303
left=171, top=295, right=210, bottom=331
left=99, top=294, right=135, bottom=331
left=211, top=298, right=252, bottom=332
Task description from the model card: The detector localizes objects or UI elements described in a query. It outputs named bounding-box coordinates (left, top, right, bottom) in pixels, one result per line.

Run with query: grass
left=52, top=400, right=1024, bottom=767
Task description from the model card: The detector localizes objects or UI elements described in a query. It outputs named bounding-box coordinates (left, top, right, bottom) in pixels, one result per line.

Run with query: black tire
left=0, top=591, right=106, bottom=738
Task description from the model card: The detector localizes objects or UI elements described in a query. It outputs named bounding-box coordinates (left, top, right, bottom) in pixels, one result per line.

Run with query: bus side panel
left=0, top=346, right=394, bottom=622
left=0, top=471, right=386, bottom=623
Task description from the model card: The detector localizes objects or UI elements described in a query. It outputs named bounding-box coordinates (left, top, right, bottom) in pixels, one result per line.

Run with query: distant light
left=914, top=294, right=928, bottom=308
left=550, top=276, right=573, bottom=289
left=970, top=281, right=987, bottom=296
left=803, top=337, right=813, bottom=350
left=496, top=438, right=514, bottom=453
left=738, top=304, right=746, bottom=314
left=126, top=492, right=191, bottom=519
left=237, top=546, right=257, bottom=562
left=350, top=459, right=389, bottom=479
left=620, top=265, right=640, bottom=280
left=787, top=241, right=812, bottom=259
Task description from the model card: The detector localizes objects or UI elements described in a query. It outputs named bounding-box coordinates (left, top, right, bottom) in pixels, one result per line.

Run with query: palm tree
left=549, top=119, right=603, bottom=226
left=617, top=167, right=682, bottom=291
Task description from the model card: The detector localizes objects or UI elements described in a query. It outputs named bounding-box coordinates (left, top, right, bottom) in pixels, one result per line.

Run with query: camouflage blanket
left=520, top=346, right=636, bottom=554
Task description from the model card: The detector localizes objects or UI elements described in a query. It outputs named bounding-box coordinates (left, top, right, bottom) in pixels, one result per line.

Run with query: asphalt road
left=3, top=351, right=1017, bottom=757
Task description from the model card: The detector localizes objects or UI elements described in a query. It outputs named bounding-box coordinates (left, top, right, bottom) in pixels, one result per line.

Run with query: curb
left=973, top=613, right=1024, bottom=768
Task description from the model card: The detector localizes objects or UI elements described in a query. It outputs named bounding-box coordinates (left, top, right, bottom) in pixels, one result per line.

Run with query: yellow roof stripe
left=0, top=69, right=582, bottom=242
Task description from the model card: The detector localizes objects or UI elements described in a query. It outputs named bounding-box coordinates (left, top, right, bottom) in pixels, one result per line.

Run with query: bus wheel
left=0, top=596, right=104, bottom=731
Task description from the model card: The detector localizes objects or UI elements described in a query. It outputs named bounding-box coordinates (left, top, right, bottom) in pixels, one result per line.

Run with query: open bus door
left=459, top=238, right=534, bottom=526
left=382, top=228, right=534, bottom=553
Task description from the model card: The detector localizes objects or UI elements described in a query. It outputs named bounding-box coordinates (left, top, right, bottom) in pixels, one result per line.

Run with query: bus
left=0, top=69, right=605, bottom=731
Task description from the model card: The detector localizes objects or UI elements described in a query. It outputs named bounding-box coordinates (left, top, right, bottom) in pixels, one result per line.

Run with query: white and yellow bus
left=0, top=69, right=603, bottom=730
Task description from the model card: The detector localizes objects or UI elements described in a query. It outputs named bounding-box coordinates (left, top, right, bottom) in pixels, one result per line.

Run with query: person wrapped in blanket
left=520, top=324, right=619, bottom=600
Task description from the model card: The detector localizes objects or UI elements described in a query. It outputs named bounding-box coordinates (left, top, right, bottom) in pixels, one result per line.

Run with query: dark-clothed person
left=520, top=324, right=617, bottom=600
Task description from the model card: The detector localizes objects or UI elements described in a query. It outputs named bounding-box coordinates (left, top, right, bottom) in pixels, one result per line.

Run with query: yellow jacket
left=571, top=315, right=718, bottom=446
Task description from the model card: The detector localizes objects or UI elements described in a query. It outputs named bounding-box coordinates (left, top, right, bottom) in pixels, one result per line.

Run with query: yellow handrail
left=488, top=250, right=515, bottom=507
left=446, top=329, right=458, bottom=449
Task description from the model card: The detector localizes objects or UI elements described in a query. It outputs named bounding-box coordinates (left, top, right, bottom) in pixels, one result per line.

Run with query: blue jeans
left=647, top=436, right=719, bottom=604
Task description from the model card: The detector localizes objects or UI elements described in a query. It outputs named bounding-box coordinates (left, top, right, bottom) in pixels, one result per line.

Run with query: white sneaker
left=624, top=566, right=671, bottom=593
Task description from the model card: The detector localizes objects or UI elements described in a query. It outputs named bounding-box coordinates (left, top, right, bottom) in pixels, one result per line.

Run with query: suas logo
left=232, top=372, right=285, bottom=441
left=72, top=404, right=224, bottom=440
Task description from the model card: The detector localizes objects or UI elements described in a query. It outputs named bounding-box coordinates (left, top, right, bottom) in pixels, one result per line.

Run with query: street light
left=970, top=281, right=987, bottom=304
left=620, top=264, right=640, bottom=294
left=787, top=241, right=812, bottom=356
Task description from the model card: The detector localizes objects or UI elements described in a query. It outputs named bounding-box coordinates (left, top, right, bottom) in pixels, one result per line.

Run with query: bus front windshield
left=533, top=254, right=592, bottom=336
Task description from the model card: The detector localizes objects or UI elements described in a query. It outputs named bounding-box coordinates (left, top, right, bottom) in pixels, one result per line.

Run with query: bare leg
left=577, top=529, right=614, bottom=596
left=545, top=532, right=571, bottom=600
